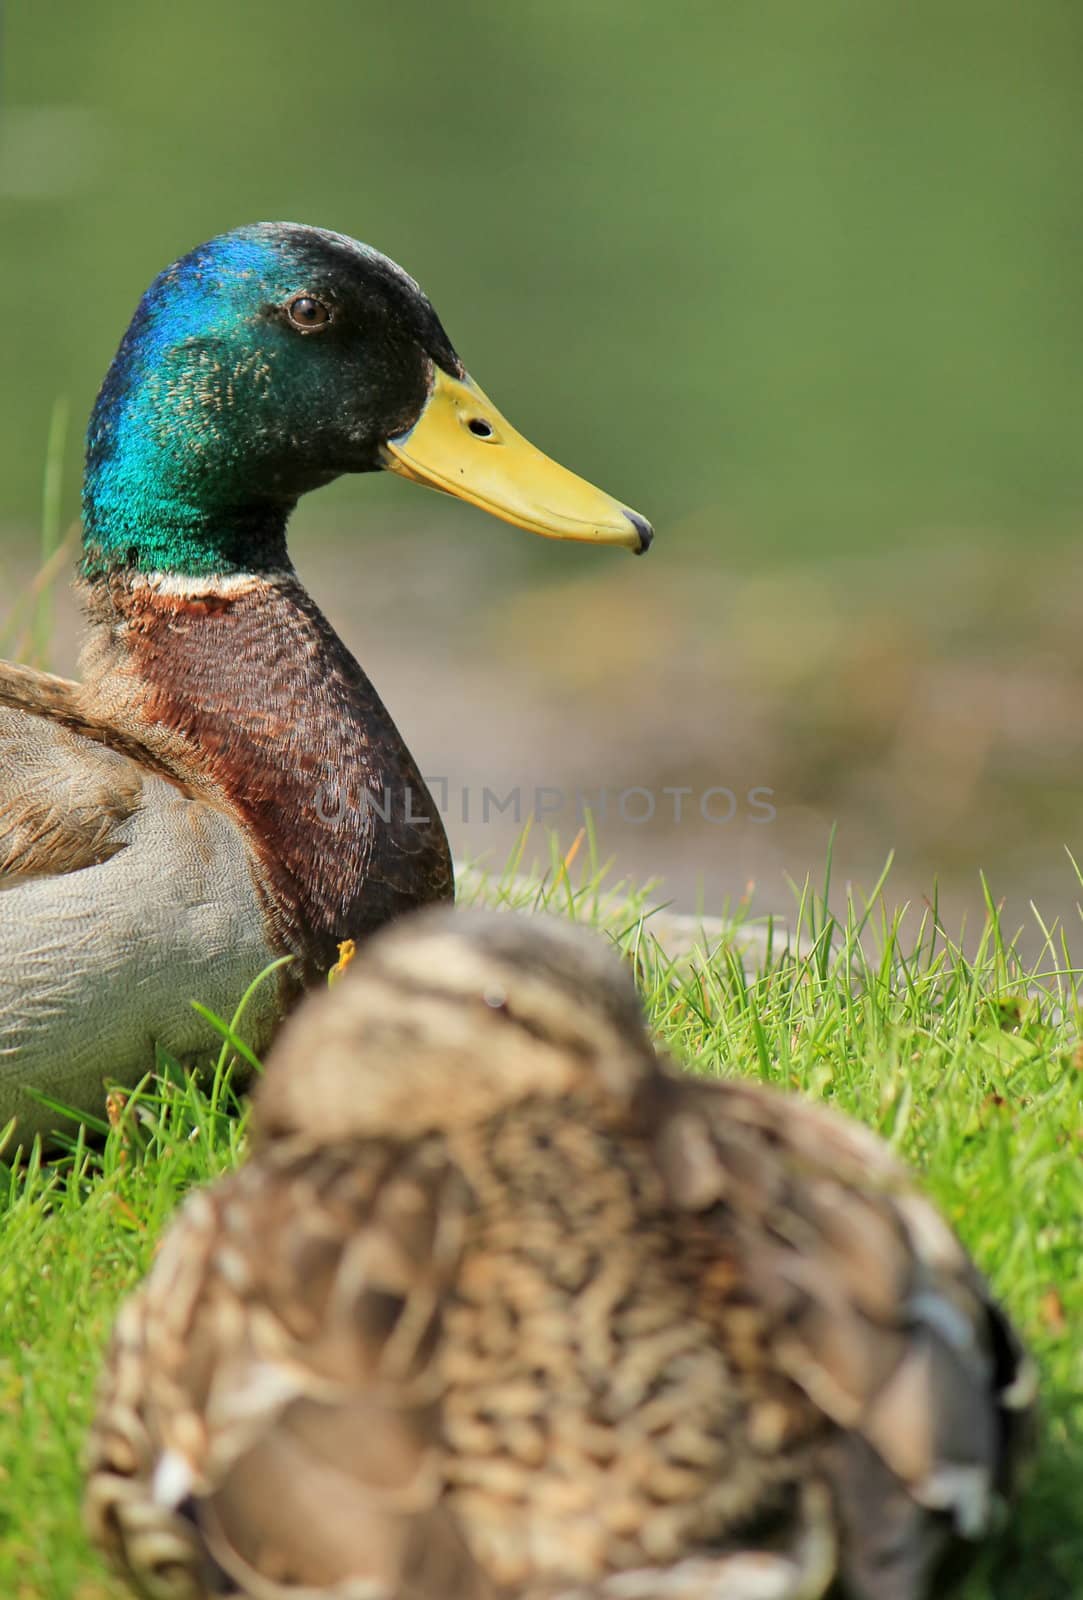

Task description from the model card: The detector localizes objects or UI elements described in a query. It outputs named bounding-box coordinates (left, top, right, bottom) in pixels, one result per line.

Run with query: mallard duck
left=0, top=223, right=651, bottom=1143
left=86, top=907, right=1035, bottom=1600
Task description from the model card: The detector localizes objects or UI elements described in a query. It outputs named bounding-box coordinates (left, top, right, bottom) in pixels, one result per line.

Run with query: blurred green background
left=3, top=0, right=1082, bottom=940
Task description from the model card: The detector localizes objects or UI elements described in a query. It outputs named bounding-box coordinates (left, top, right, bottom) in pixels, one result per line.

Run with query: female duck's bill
left=384, top=367, right=653, bottom=554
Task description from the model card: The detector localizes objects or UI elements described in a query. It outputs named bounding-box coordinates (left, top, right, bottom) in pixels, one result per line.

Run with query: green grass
left=0, top=851, right=1079, bottom=1598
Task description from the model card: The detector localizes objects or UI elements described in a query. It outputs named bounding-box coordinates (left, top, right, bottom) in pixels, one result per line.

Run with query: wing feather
left=86, top=1138, right=494, bottom=1600
left=649, top=1074, right=1036, bottom=1600
left=0, top=704, right=144, bottom=882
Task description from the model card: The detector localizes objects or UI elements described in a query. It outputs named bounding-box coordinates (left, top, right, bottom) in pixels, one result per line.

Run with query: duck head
left=254, top=906, right=659, bottom=1145
left=83, top=222, right=652, bottom=578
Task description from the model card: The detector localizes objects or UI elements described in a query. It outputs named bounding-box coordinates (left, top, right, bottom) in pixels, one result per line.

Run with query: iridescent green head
left=83, top=222, right=653, bottom=580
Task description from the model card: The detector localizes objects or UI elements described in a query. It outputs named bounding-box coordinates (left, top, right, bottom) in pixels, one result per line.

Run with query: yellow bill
left=382, top=367, right=653, bottom=554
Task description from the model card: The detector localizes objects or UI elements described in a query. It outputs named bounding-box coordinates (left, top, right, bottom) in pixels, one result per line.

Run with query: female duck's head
left=83, top=222, right=652, bottom=579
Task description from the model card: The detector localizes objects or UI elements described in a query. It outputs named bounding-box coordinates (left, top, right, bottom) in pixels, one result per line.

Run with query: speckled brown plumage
left=85, top=909, right=1035, bottom=1600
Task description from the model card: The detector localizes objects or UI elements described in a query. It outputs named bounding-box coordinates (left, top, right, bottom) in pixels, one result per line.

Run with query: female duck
left=0, top=223, right=651, bottom=1141
left=87, top=908, right=1034, bottom=1600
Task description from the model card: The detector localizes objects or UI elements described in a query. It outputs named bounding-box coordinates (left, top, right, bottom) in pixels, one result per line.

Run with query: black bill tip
left=624, top=509, right=654, bottom=554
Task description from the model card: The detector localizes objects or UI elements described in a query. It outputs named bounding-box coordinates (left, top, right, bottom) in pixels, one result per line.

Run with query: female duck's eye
left=286, top=296, right=331, bottom=331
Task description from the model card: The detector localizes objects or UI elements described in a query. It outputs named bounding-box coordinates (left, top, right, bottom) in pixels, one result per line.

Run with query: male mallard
left=0, top=224, right=651, bottom=1142
left=86, top=908, right=1035, bottom=1600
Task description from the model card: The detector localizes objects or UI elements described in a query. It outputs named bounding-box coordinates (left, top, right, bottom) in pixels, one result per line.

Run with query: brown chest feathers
left=78, top=571, right=453, bottom=972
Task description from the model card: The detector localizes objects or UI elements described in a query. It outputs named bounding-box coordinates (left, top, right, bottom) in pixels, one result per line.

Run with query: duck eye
left=286, top=295, right=331, bottom=332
